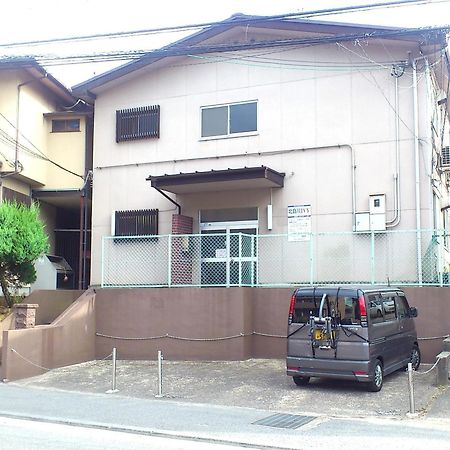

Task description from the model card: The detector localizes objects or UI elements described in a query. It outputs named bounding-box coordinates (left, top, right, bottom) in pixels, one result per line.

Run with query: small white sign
left=288, top=204, right=311, bottom=242
left=215, top=248, right=227, bottom=258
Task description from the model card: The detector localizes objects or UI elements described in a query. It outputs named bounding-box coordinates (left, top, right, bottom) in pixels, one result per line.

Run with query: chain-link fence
left=102, top=229, right=450, bottom=288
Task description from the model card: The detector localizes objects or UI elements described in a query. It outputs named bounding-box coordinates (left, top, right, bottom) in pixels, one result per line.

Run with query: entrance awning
left=146, top=166, right=285, bottom=194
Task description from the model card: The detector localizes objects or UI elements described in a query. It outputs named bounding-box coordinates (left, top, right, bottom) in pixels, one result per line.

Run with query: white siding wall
left=90, top=40, right=439, bottom=284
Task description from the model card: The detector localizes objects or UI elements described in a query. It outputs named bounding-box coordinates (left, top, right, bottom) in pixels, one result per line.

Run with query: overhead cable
left=7, top=24, right=448, bottom=69
left=0, top=0, right=447, bottom=49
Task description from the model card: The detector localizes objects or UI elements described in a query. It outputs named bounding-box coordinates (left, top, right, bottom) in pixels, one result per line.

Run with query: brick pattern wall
left=171, top=215, right=193, bottom=284
left=172, top=214, right=193, bottom=235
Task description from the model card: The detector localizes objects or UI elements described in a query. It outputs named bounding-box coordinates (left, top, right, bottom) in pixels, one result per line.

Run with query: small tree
left=0, top=201, right=49, bottom=307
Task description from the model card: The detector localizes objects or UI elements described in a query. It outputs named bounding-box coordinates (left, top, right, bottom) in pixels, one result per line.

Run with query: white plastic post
left=156, top=350, right=164, bottom=397
left=407, top=362, right=416, bottom=416
left=106, top=347, right=119, bottom=394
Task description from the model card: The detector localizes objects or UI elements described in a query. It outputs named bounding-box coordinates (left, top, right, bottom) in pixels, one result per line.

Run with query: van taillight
left=358, top=295, right=367, bottom=325
left=288, top=294, right=296, bottom=325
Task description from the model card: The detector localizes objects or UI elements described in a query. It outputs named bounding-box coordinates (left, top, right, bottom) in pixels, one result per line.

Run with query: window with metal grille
left=116, top=105, right=160, bottom=142
left=52, top=119, right=80, bottom=132
left=114, top=209, right=158, bottom=236
left=2, top=187, right=32, bottom=206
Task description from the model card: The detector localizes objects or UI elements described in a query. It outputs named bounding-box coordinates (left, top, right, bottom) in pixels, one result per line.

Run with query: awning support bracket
left=153, top=187, right=181, bottom=215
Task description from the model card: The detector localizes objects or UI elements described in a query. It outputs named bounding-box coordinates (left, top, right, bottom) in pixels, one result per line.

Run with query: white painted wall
left=89, top=35, right=447, bottom=285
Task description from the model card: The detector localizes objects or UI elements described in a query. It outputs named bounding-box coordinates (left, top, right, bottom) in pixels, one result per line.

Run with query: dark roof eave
left=72, top=14, right=449, bottom=97
left=146, top=166, right=285, bottom=191
left=1, top=57, right=79, bottom=105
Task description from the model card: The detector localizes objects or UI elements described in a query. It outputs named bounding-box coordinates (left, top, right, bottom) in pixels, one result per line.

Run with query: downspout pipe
left=387, top=72, right=401, bottom=227
left=16, top=75, right=47, bottom=173
left=153, top=187, right=181, bottom=215
left=412, top=57, right=423, bottom=284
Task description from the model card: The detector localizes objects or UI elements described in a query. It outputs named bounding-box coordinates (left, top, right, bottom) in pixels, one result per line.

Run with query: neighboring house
left=73, top=15, right=450, bottom=288
left=0, top=58, right=93, bottom=290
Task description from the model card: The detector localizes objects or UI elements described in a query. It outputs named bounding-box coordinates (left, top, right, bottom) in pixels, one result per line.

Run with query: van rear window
left=292, top=294, right=361, bottom=325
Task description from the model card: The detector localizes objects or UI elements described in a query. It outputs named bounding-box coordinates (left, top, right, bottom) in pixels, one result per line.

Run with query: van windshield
left=292, top=294, right=361, bottom=326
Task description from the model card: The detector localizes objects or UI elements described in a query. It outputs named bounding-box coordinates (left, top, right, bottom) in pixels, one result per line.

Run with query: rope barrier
left=10, top=348, right=51, bottom=371
left=96, top=330, right=448, bottom=342
left=96, top=331, right=288, bottom=341
left=414, top=358, right=441, bottom=376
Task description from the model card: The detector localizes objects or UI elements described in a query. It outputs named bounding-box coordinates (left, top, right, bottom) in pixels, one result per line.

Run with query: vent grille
left=441, top=147, right=450, bottom=167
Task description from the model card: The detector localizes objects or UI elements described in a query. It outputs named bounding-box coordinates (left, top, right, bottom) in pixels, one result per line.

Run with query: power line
left=0, top=0, right=446, bottom=49
left=0, top=119, right=83, bottom=179
left=8, top=24, right=448, bottom=69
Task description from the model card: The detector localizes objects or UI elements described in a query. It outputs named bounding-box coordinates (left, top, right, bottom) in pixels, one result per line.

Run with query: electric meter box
left=369, top=193, right=386, bottom=231
left=355, top=212, right=370, bottom=232
left=369, top=194, right=386, bottom=215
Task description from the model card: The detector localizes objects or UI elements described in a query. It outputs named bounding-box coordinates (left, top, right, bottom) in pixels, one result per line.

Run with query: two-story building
left=73, top=15, right=450, bottom=288
left=0, top=58, right=92, bottom=290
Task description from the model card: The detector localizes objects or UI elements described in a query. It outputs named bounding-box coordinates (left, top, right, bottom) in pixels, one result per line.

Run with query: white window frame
left=200, top=100, right=258, bottom=140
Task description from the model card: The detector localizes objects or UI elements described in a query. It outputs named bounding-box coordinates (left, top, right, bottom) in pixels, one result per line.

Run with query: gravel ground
left=12, top=359, right=442, bottom=419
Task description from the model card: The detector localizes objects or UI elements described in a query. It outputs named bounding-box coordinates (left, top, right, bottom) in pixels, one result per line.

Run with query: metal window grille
left=441, top=147, right=450, bottom=167
left=116, top=105, right=160, bottom=142
left=114, top=209, right=158, bottom=236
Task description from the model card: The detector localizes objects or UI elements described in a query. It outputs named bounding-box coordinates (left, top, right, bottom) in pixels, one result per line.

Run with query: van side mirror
left=409, top=306, right=418, bottom=318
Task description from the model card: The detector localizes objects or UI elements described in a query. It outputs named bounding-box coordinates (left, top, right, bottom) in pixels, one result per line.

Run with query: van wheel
left=368, top=360, right=383, bottom=392
left=293, top=376, right=310, bottom=386
left=410, top=345, right=421, bottom=371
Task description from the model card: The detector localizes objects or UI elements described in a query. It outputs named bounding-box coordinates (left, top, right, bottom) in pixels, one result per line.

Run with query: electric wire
left=3, top=23, right=447, bottom=71
left=1, top=0, right=446, bottom=49
left=0, top=123, right=83, bottom=179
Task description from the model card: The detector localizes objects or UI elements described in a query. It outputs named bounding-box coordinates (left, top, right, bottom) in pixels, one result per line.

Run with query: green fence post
left=371, top=231, right=375, bottom=284
left=101, top=236, right=105, bottom=288
left=168, top=235, right=172, bottom=288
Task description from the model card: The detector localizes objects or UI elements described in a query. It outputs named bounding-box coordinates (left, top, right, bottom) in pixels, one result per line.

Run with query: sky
left=1, top=0, right=449, bottom=87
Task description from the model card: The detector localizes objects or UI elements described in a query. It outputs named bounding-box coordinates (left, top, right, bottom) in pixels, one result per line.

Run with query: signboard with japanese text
left=288, top=204, right=311, bottom=241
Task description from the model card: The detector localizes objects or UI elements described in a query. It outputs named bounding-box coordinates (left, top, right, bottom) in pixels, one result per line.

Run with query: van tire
left=368, top=360, right=383, bottom=392
left=293, top=376, right=310, bottom=386
left=410, top=345, right=421, bottom=371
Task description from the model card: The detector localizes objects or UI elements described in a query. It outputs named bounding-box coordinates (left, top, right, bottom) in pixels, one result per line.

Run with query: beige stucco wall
left=0, top=69, right=86, bottom=189
left=45, top=115, right=86, bottom=189
left=89, top=35, right=445, bottom=285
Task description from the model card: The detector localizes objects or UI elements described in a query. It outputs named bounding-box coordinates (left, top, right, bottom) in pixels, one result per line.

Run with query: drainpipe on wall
left=15, top=76, right=47, bottom=173
left=412, top=57, right=423, bottom=284
left=386, top=72, right=402, bottom=228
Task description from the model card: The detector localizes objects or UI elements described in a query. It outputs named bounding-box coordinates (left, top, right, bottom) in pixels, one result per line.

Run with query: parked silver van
left=286, top=286, right=420, bottom=391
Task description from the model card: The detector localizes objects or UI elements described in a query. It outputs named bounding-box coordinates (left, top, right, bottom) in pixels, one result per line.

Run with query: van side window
left=395, top=295, right=410, bottom=319
left=382, top=295, right=396, bottom=321
left=368, top=294, right=384, bottom=324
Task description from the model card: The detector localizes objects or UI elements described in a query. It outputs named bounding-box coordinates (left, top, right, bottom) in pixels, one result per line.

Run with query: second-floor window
left=201, top=101, right=257, bottom=138
left=116, top=105, right=160, bottom=142
left=52, top=119, right=80, bottom=132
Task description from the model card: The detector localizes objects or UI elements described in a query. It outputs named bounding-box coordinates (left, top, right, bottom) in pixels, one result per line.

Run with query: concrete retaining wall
left=1, top=290, right=96, bottom=381
left=95, top=286, right=449, bottom=364
left=1, top=286, right=448, bottom=381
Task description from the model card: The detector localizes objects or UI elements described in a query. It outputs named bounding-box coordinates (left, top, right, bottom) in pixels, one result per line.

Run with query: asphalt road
left=0, top=416, right=248, bottom=450
left=0, top=382, right=449, bottom=450
left=11, top=359, right=443, bottom=418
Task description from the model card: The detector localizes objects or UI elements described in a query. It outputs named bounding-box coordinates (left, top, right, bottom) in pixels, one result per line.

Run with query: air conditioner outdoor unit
left=441, top=147, right=450, bottom=169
